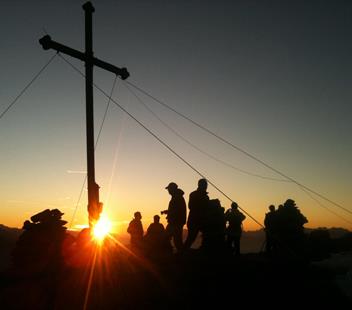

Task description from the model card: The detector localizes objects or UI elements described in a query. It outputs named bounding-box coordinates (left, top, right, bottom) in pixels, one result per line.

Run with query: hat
left=165, top=182, right=178, bottom=191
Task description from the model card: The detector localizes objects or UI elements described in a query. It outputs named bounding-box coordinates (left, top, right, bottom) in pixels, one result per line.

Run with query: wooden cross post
left=39, top=1, right=129, bottom=228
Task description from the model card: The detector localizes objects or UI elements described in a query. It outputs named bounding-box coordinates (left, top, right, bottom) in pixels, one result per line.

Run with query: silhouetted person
left=264, top=204, right=277, bottom=253
left=146, top=215, right=165, bottom=237
left=145, top=215, right=170, bottom=254
left=162, top=182, right=186, bottom=253
left=225, top=202, right=246, bottom=255
left=275, top=199, right=308, bottom=255
left=202, top=198, right=226, bottom=251
left=184, top=178, right=210, bottom=249
left=127, top=211, right=144, bottom=250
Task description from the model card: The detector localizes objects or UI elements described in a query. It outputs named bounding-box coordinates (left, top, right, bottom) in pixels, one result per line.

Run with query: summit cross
left=39, top=1, right=129, bottom=227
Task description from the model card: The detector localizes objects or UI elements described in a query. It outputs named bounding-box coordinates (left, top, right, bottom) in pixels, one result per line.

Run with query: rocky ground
left=0, top=242, right=351, bottom=309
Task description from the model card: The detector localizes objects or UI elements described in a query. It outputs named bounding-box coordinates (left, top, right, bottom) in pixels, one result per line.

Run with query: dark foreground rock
left=0, top=240, right=351, bottom=309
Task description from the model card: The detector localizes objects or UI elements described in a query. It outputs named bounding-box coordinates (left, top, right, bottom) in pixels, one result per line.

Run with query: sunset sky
left=1, top=0, right=351, bottom=232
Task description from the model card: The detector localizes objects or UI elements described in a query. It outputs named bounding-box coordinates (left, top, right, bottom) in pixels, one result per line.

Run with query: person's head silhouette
left=231, top=202, right=239, bottom=210
left=198, top=178, right=207, bottom=191
left=165, top=182, right=178, bottom=195
left=134, top=211, right=142, bottom=220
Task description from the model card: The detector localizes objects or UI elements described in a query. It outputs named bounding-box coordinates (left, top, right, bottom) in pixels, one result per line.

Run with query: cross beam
left=39, top=36, right=129, bottom=79
left=39, top=1, right=129, bottom=228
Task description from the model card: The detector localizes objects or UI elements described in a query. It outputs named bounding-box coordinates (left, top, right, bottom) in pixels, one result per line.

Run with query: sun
left=92, top=214, right=112, bottom=242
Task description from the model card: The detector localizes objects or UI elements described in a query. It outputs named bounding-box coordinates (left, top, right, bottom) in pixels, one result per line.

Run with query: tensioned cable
left=96, top=75, right=118, bottom=145
left=69, top=177, right=87, bottom=229
left=298, top=185, right=352, bottom=226
left=58, top=54, right=264, bottom=228
left=124, top=82, right=352, bottom=227
left=124, top=80, right=352, bottom=216
left=60, top=54, right=352, bottom=230
left=123, top=82, right=290, bottom=183
left=0, top=53, right=58, bottom=121
left=109, top=96, right=264, bottom=226
left=60, top=56, right=326, bottom=260
left=68, top=72, right=119, bottom=229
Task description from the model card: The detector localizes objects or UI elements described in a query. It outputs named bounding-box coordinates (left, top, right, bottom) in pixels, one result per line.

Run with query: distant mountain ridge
left=0, top=224, right=351, bottom=271
left=305, top=227, right=351, bottom=239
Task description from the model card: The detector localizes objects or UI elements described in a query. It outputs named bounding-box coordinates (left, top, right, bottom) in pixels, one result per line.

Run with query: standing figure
left=145, top=215, right=169, bottom=253
left=275, top=199, right=308, bottom=255
left=162, top=182, right=187, bottom=253
left=264, top=205, right=277, bottom=253
left=225, top=202, right=246, bottom=255
left=184, top=178, right=209, bottom=249
left=202, top=199, right=226, bottom=251
left=127, top=211, right=144, bottom=250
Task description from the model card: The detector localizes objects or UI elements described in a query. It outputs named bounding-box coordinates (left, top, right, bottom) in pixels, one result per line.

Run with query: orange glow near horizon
left=92, top=214, right=112, bottom=242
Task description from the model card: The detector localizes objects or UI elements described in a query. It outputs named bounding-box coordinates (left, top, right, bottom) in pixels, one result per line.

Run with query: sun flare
left=92, top=214, right=112, bottom=242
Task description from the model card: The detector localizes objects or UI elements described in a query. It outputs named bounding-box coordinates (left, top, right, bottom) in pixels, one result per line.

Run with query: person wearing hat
left=162, top=182, right=186, bottom=253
